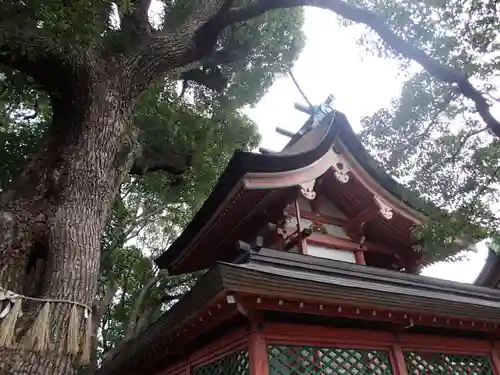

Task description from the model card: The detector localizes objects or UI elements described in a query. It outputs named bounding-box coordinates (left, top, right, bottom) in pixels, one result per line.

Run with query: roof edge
left=155, top=111, right=341, bottom=270
left=475, top=250, right=500, bottom=287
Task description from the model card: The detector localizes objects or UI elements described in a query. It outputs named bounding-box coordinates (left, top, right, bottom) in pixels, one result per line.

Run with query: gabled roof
left=155, top=109, right=438, bottom=274
left=475, top=250, right=500, bottom=287
left=156, top=105, right=468, bottom=274
left=100, top=248, right=500, bottom=375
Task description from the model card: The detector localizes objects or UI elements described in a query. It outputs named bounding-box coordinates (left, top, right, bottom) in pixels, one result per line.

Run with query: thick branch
left=181, top=67, right=228, bottom=92
left=127, top=0, right=237, bottom=91
left=88, top=280, right=118, bottom=372
left=120, top=0, right=153, bottom=42
left=0, top=28, right=79, bottom=95
left=123, top=273, right=165, bottom=341
left=128, top=0, right=500, bottom=137
left=130, top=142, right=192, bottom=175
left=99, top=279, right=120, bottom=313
left=177, top=47, right=247, bottom=92
left=222, top=0, right=500, bottom=137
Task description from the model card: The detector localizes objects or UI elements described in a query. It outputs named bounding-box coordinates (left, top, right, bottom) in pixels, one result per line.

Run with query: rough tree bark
left=0, top=33, right=192, bottom=374
left=0, top=63, right=141, bottom=373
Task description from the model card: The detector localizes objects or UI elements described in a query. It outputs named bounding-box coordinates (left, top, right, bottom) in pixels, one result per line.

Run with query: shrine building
left=99, top=99, right=500, bottom=375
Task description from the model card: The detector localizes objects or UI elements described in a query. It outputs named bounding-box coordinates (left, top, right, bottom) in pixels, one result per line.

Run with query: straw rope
left=0, top=286, right=92, bottom=364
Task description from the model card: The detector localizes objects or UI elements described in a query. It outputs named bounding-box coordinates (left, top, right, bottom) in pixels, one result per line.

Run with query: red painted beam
left=306, top=232, right=398, bottom=255
left=237, top=295, right=500, bottom=336
left=354, top=250, right=366, bottom=265
left=263, top=322, right=494, bottom=353
left=290, top=210, right=347, bottom=227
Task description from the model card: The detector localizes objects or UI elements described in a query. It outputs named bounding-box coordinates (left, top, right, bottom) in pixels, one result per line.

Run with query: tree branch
left=130, top=141, right=192, bottom=175
left=221, top=0, right=500, bottom=137
left=128, top=0, right=238, bottom=91
left=177, top=47, right=247, bottom=92
left=0, top=28, right=81, bottom=95
left=120, top=0, right=153, bottom=42
left=124, top=208, right=164, bottom=242
left=99, top=279, right=119, bottom=314
left=123, top=272, right=165, bottom=341
left=180, top=67, right=228, bottom=92
left=128, top=0, right=500, bottom=138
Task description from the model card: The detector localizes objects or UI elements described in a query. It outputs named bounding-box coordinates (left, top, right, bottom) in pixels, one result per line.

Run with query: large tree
left=0, top=63, right=261, bottom=373
left=1, top=0, right=500, bottom=374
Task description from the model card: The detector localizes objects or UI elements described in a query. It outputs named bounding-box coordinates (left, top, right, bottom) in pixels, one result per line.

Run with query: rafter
left=344, top=207, right=380, bottom=235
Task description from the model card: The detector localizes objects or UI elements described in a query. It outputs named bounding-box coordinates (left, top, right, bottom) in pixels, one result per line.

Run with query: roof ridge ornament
left=310, top=95, right=335, bottom=129
left=373, top=195, right=393, bottom=220
left=297, top=94, right=336, bottom=136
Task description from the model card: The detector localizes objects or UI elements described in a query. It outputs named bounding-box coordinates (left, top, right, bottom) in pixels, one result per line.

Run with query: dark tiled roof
left=225, top=249, right=500, bottom=318
left=100, top=248, right=500, bottom=375
left=155, top=110, right=435, bottom=270
left=475, top=250, right=500, bottom=287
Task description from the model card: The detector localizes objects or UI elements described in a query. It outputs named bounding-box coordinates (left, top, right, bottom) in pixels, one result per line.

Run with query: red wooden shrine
left=99, top=99, right=500, bottom=375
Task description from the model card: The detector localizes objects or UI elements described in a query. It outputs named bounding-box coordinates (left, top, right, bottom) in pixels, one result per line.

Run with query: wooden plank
left=291, top=210, right=347, bottom=227
left=307, top=232, right=398, bottom=255
left=294, top=199, right=307, bottom=254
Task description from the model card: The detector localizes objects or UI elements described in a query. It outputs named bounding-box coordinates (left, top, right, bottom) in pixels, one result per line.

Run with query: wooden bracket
left=374, top=195, right=393, bottom=220
left=299, top=179, right=316, bottom=200
left=331, top=150, right=351, bottom=183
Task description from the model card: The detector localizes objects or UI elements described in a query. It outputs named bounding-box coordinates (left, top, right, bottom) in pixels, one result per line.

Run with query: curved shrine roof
left=475, top=250, right=500, bottom=288
left=155, top=108, right=439, bottom=274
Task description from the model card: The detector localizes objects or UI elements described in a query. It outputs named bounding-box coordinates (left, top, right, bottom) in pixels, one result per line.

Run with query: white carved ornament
left=299, top=179, right=316, bottom=200
left=373, top=195, right=393, bottom=220
left=331, top=151, right=351, bottom=183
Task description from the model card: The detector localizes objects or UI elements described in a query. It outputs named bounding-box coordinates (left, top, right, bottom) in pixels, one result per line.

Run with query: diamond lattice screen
left=268, top=345, right=395, bottom=375
left=404, top=352, right=494, bottom=375
left=193, top=349, right=249, bottom=375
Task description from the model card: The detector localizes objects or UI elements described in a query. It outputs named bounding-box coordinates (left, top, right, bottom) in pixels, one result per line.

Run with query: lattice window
left=193, top=349, right=249, bottom=375
left=404, top=352, right=494, bottom=375
left=268, top=345, right=394, bottom=375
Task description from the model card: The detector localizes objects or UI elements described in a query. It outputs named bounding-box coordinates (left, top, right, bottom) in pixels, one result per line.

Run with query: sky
left=245, top=8, right=489, bottom=284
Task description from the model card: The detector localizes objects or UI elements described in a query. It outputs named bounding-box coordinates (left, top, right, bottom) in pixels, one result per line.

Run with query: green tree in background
left=338, top=0, right=500, bottom=259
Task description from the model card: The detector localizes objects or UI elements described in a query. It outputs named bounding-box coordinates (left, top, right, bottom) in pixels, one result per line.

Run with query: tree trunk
left=0, top=73, right=138, bottom=375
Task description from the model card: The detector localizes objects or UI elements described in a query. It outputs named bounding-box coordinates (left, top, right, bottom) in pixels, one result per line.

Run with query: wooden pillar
left=294, top=199, right=308, bottom=254
left=390, top=345, right=408, bottom=375
left=248, top=333, right=269, bottom=375
left=354, top=251, right=366, bottom=265
left=490, top=349, right=500, bottom=375
left=185, top=363, right=191, bottom=375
